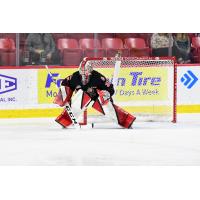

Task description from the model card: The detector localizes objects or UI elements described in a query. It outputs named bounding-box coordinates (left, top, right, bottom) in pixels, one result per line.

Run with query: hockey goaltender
left=53, top=57, right=136, bottom=129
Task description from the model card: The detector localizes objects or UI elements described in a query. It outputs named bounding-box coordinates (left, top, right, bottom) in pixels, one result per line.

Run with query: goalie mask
left=79, top=61, right=93, bottom=85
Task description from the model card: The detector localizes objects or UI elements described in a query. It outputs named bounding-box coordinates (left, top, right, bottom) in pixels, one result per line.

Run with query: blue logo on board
left=45, top=73, right=63, bottom=88
left=0, top=74, right=17, bottom=94
left=181, top=70, right=198, bottom=89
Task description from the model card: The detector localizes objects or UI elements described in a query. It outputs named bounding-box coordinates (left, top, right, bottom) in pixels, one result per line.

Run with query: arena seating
left=57, top=38, right=83, bottom=65
left=57, top=38, right=79, bottom=51
left=79, top=38, right=101, bottom=49
left=102, top=38, right=129, bottom=57
left=124, top=38, right=151, bottom=56
left=0, top=38, right=16, bottom=66
left=79, top=38, right=105, bottom=57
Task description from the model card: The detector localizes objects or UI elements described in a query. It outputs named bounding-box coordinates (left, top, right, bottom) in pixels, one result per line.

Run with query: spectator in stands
left=151, top=33, right=173, bottom=56
left=25, top=33, right=59, bottom=65
left=172, top=33, right=191, bottom=63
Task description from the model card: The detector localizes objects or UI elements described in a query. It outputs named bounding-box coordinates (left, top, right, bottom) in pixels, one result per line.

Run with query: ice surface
left=0, top=114, right=200, bottom=165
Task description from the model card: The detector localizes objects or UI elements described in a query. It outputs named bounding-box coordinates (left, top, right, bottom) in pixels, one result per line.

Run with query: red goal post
left=82, top=56, right=177, bottom=123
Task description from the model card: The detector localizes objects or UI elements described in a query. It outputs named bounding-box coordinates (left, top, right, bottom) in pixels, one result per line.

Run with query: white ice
left=0, top=114, right=200, bottom=165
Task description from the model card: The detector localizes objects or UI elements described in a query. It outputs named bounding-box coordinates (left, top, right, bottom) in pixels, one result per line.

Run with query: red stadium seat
left=192, top=37, right=200, bottom=48
left=0, top=38, right=15, bottom=51
left=79, top=38, right=101, bottom=49
left=57, top=38, right=83, bottom=66
left=102, top=38, right=123, bottom=49
left=191, top=37, right=200, bottom=63
left=0, top=52, right=16, bottom=66
left=124, top=38, right=147, bottom=48
left=57, top=38, right=79, bottom=50
left=0, top=38, right=16, bottom=66
left=62, top=49, right=83, bottom=66
left=137, top=33, right=152, bottom=46
left=102, top=38, right=129, bottom=57
left=124, top=38, right=151, bottom=56
left=79, top=38, right=105, bottom=57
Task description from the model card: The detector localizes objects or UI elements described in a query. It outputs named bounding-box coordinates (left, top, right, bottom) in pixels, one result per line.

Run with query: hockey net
left=82, top=57, right=177, bottom=123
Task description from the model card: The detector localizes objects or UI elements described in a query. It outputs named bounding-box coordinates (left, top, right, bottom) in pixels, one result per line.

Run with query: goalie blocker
left=54, top=86, right=136, bottom=129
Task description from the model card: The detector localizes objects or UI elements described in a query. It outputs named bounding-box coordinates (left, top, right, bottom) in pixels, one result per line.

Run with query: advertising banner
left=0, top=69, right=37, bottom=108
left=97, top=67, right=169, bottom=101
left=1, top=64, right=200, bottom=118
left=38, top=68, right=78, bottom=104
left=177, top=66, right=200, bottom=104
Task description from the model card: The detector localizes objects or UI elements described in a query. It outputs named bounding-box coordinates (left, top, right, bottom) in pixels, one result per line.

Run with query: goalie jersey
left=61, top=70, right=115, bottom=101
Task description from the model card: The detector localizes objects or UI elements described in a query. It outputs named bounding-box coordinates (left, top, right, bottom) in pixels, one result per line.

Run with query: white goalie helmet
left=79, top=60, right=93, bottom=85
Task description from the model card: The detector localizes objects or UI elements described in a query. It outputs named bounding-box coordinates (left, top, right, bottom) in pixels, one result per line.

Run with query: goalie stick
left=45, top=65, right=79, bottom=127
left=112, top=51, right=122, bottom=92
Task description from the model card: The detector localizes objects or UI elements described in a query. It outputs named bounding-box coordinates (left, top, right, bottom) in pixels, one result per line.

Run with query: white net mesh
left=83, top=57, right=176, bottom=123
left=88, top=57, right=174, bottom=68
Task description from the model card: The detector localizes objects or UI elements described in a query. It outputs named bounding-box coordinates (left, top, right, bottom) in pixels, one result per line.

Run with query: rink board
left=0, top=65, right=200, bottom=118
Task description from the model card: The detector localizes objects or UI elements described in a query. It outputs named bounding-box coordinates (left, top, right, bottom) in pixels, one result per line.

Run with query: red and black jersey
left=61, top=70, right=114, bottom=100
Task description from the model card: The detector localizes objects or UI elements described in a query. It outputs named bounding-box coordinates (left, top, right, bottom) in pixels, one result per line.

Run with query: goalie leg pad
left=70, top=90, right=92, bottom=120
left=53, top=86, right=73, bottom=107
left=101, top=100, right=136, bottom=129
left=113, top=104, right=136, bottom=129
left=92, top=99, right=105, bottom=115
left=55, top=109, right=73, bottom=128
left=55, top=90, right=93, bottom=127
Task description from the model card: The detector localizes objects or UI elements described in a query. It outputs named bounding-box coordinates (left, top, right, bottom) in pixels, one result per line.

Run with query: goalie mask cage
left=81, top=57, right=177, bottom=124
